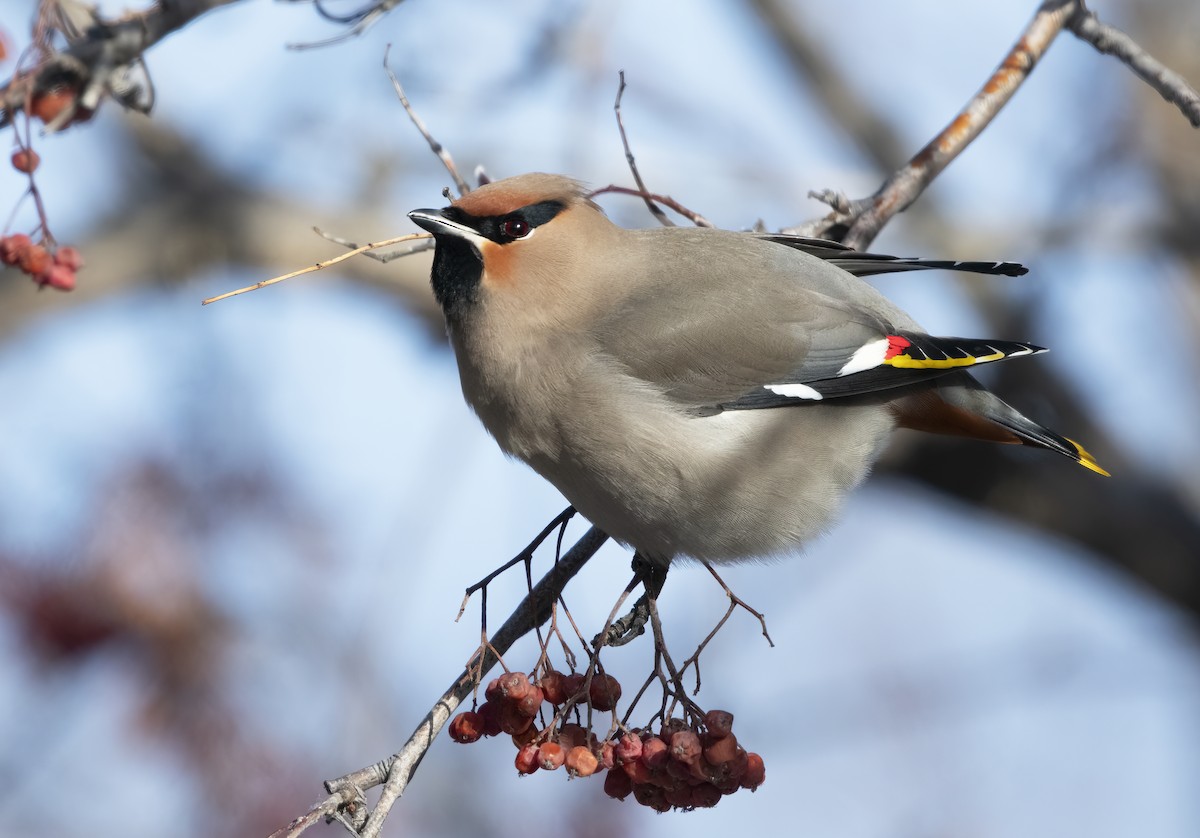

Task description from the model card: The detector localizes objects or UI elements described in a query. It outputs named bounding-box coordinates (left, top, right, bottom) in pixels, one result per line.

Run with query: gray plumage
left=409, top=173, right=1106, bottom=565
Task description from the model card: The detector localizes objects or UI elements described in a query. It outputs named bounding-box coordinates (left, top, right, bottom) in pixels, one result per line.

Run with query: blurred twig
left=1066, top=1, right=1200, bottom=126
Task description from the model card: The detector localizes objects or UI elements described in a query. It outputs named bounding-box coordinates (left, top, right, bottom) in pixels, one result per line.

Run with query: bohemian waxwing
left=409, top=173, right=1106, bottom=565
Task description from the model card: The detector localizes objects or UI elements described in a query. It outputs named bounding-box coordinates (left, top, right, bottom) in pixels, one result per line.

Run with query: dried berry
left=668, top=730, right=701, bottom=765
left=622, top=758, right=653, bottom=785
left=514, top=744, right=540, bottom=775
left=37, top=264, right=75, bottom=291
left=640, top=735, right=668, bottom=769
left=557, top=723, right=587, bottom=751
left=477, top=700, right=503, bottom=737
left=536, top=741, right=565, bottom=770
left=598, top=741, right=615, bottom=771
left=588, top=673, right=622, bottom=711
left=496, top=671, right=532, bottom=702
left=538, top=670, right=567, bottom=705
left=1, top=234, right=31, bottom=265
left=17, top=244, right=50, bottom=276
left=614, top=731, right=643, bottom=763
left=499, top=702, right=534, bottom=735
left=692, top=782, right=722, bottom=808
left=603, top=767, right=633, bottom=800
left=663, top=785, right=694, bottom=809
left=632, top=782, right=670, bottom=813
left=484, top=677, right=504, bottom=704
left=10, top=149, right=39, bottom=173
left=53, top=246, right=83, bottom=271
left=515, top=685, right=544, bottom=718
left=742, top=752, right=765, bottom=790
left=561, top=672, right=586, bottom=701
left=704, top=709, right=734, bottom=739
left=30, top=86, right=78, bottom=125
left=448, top=710, right=484, bottom=744
left=510, top=723, right=539, bottom=748
left=703, top=732, right=738, bottom=766
left=565, top=745, right=599, bottom=778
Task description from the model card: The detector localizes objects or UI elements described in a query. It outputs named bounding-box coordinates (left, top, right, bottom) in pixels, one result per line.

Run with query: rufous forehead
left=452, top=188, right=561, bottom=218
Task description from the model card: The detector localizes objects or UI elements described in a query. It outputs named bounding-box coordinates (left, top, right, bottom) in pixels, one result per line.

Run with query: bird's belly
left=522, top=402, right=895, bottom=564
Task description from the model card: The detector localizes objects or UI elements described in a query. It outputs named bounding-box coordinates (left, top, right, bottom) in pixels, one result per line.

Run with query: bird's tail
left=890, top=372, right=1110, bottom=476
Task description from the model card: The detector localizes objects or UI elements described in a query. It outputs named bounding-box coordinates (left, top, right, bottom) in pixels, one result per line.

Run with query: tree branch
left=279, top=526, right=609, bottom=838
left=836, top=0, right=1075, bottom=249
left=1066, top=1, right=1200, bottom=127
left=1, top=0, right=243, bottom=129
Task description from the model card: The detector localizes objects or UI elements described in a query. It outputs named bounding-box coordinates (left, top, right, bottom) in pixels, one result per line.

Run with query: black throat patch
left=430, top=234, right=483, bottom=318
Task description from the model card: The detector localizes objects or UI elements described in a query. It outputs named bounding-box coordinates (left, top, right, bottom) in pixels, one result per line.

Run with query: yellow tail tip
left=1067, top=438, right=1111, bottom=477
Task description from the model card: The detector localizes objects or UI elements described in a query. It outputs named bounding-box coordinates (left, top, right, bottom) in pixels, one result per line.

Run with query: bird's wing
left=755, top=234, right=1029, bottom=278
left=593, top=228, right=1040, bottom=410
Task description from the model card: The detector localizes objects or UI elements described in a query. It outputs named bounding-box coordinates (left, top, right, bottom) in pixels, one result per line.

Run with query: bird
left=408, top=172, right=1107, bottom=567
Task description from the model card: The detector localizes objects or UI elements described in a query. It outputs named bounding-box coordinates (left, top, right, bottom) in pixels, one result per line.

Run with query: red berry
left=496, top=671, right=531, bottom=702
left=10, top=149, right=39, bottom=173
left=622, top=758, right=653, bottom=785
left=536, top=741, right=565, bottom=771
left=614, top=731, right=643, bottom=763
left=514, top=744, right=540, bottom=775
left=742, top=752, right=765, bottom=790
left=640, top=735, right=668, bottom=769
left=588, top=674, right=622, bottom=711
left=561, top=672, right=586, bottom=700
left=18, top=244, right=50, bottom=276
left=484, top=677, right=504, bottom=704
left=1, top=233, right=32, bottom=265
left=30, top=87, right=75, bottom=124
left=704, top=709, right=734, bottom=739
left=510, top=723, right=539, bottom=748
left=603, top=767, right=633, bottom=800
left=703, top=732, right=738, bottom=765
left=632, top=783, right=670, bottom=812
left=565, top=745, right=599, bottom=778
left=499, top=702, right=533, bottom=735
left=557, top=723, right=587, bottom=751
left=538, top=670, right=567, bottom=705
left=663, top=785, right=693, bottom=809
left=692, top=782, right=722, bottom=808
left=53, top=246, right=83, bottom=271
left=559, top=667, right=588, bottom=701
left=477, top=700, right=503, bottom=737
left=37, top=264, right=75, bottom=291
left=448, top=711, right=484, bottom=744
left=668, top=730, right=701, bottom=765
left=598, top=741, right=615, bottom=771
left=515, top=685, right=544, bottom=718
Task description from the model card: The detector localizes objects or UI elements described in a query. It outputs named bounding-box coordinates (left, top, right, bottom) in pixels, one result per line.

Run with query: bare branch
left=613, top=71, right=674, bottom=227
left=200, top=232, right=431, bottom=305
left=786, top=0, right=1199, bottom=248
left=313, top=226, right=435, bottom=263
left=1, top=0, right=242, bottom=129
left=835, top=0, right=1076, bottom=250
left=285, top=0, right=408, bottom=50
left=383, top=48, right=471, bottom=197
left=1067, top=2, right=1200, bottom=127
left=587, top=184, right=713, bottom=228
left=304, top=527, right=609, bottom=838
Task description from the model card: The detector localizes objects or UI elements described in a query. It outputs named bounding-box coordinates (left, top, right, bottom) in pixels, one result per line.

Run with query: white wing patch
left=837, top=337, right=890, bottom=377
left=765, top=382, right=824, bottom=401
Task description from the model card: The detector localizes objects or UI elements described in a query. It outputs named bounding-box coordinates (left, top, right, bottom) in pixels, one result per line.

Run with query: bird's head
left=409, top=173, right=609, bottom=319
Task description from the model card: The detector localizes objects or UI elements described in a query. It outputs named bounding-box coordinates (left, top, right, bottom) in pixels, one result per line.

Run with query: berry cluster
left=449, top=671, right=764, bottom=811
left=1, top=234, right=81, bottom=291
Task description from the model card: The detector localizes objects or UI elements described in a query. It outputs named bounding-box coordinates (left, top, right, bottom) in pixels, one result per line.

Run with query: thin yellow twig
left=200, top=232, right=431, bottom=305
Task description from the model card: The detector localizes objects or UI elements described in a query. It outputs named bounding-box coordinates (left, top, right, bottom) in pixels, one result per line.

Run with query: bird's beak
left=408, top=209, right=489, bottom=248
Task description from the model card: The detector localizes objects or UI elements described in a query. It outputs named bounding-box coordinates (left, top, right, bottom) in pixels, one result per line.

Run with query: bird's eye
left=500, top=217, right=531, bottom=239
